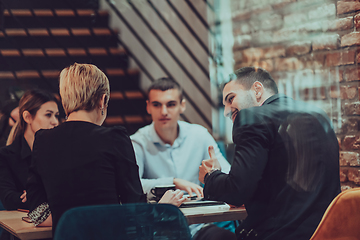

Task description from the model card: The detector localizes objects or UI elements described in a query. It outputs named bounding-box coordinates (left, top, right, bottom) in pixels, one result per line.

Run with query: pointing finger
left=208, top=145, right=216, bottom=159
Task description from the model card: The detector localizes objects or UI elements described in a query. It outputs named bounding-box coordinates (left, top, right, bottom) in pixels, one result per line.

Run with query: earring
left=101, top=107, right=104, bottom=116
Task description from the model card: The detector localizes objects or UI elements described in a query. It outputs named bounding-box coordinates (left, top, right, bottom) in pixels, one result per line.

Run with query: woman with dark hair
left=0, top=89, right=59, bottom=210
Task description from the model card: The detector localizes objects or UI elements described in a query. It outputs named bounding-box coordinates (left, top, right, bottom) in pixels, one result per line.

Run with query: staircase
left=0, top=0, right=151, bottom=134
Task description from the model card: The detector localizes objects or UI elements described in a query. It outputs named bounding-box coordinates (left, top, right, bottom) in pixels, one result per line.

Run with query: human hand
left=158, top=189, right=187, bottom=207
left=199, top=146, right=221, bottom=184
left=173, top=178, right=203, bottom=199
left=20, top=190, right=27, bottom=203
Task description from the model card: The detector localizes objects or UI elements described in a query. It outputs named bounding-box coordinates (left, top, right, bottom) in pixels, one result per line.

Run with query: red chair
left=310, top=188, right=360, bottom=240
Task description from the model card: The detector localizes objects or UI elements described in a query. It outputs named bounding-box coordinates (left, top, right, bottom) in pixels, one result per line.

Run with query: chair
left=310, top=188, right=360, bottom=240
left=54, top=203, right=191, bottom=240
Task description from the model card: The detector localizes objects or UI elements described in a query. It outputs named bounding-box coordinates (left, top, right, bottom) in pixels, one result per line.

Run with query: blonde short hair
left=59, top=63, right=110, bottom=116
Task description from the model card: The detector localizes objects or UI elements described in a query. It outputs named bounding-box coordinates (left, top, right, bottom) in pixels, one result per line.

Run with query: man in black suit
left=199, top=67, right=340, bottom=240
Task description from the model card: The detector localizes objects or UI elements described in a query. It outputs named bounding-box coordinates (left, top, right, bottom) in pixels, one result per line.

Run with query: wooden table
left=181, top=205, right=247, bottom=225
left=0, top=211, right=51, bottom=240
left=0, top=206, right=247, bottom=239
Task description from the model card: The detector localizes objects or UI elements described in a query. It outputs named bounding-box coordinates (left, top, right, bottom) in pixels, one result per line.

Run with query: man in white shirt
left=131, top=78, right=230, bottom=199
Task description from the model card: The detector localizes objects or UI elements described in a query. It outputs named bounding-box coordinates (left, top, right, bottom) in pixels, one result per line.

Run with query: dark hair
left=7, top=89, right=58, bottom=145
left=226, top=67, right=278, bottom=94
left=147, top=77, right=183, bottom=100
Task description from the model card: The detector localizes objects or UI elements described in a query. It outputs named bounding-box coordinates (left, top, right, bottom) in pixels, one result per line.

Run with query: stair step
left=2, top=0, right=99, bottom=9
left=104, top=116, right=151, bottom=135
left=3, top=9, right=109, bottom=29
left=110, top=91, right=146, bottom=100
left=0, top=47, right=128, bottom=70
left=0, top=28, right=119, bottom=49
left=0, top=68, right=140, bottom=91
left=2, top=28, right=114, bottom=36
left=0, top=48, right=125, bottom=56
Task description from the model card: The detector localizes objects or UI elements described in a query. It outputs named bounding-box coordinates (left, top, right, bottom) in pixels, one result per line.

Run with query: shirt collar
left=262, top=93, right=288, bottom=105
left=149, top=121, right=186, bottom=147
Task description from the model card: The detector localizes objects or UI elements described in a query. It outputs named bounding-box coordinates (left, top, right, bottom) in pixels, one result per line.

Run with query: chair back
left=54, top=203, right=191, bottom=240
left=310, top=188, right=360, bottom=240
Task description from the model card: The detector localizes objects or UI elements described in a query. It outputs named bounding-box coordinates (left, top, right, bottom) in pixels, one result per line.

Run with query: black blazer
left=27, top=121, right=146, bottom=233
left=204, top=94, right=341, bottom=240
left=0, top=135, right=31, bottom=210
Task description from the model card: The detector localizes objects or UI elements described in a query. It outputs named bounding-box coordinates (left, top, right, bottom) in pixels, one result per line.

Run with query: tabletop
left=0, top=206, right=247, bottom=239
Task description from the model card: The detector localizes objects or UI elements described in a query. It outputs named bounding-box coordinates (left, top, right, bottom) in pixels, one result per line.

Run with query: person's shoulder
left=178, top=121, right=211, bottom=139
left=130, top=124, right=151, bottom=143
left=179, top=121, right=207, bottom=132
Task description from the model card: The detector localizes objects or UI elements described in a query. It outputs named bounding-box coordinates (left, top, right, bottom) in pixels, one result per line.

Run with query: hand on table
left=199, top=146, right=221, bottom=184
left=173, top=178, right=203, bottom=199
left=158, top=189, right=188, bottom=207
left=20, top=190, right=27, bottom=203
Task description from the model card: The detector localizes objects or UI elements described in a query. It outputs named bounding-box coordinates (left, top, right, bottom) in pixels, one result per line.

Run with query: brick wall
left=231, top=0, right=360, bottom=190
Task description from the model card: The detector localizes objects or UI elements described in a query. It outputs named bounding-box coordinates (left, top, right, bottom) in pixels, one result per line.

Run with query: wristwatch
left=204, top=168, right=220, bottom=182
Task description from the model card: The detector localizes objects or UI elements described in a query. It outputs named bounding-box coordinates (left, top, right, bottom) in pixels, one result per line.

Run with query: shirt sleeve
left=131, top=140, right=173, bottom=196
left=26, top=156, right=49, bottom=213
left=203, top=110, right=271, bottom=206
left=0, top=152, right=28, bottom=210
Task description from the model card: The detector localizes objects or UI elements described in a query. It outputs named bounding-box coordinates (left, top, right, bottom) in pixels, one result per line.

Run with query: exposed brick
left=286, top=41, right=311, bottom=56
left=340, top=168, right=348, bottom=182
left=261, top=14, right=282, bottom=31
left=340, top=85, right=357, bottom=99
left=233, top=35, right=252, bottom=50
left=263, top=46, right=286, bottom=59
left=251, top=31, right=274, bottom=46
left=232, top=10, right=251, bottom=21
left=308, top=3, right=336, bottom=19
left=341, top=182, right=357, bottom=190
left=302, top=21, right=325, bottom=32
left=343, top=135, right=360, bottom=150
left=358, top=51, right=360, bottom=64
left=344, top=66, right=360, bottom=81
left=325, top=50, right=355, bottom=67
left=252, top=59, right=274, bottom=72
left=356, top=14, right=360, bottom=30
left=233, top=50, right=243, bottom=63
left=341, top=32, right=360, bottom=47
left=330, top=68, right=344, bottom=82
left=300, top=53, right=325, bottom=69
left=347, top=168, right=360, bottom=185
left=274, top=57, right=304, bottom=71
left=337, top=1, right=360, bottom=15
left=328, top=16, right=353, bottom=31
left=233, top=22, right=251, bottom=35
left=272, top=0, right=296, bottom=9
left=242, top=48, right=264, bottom=62
left=340, top=117, right=360, bottom=134
left=330, top=85, right=340, bottom=98
left=338, top=137, right=342, bottom=150
left=273, top=27, right=306, bottom=43
left=284, top=13, right=308, bottom=27
left=340, top=152, right=360, bottom=166
left=345, top=102, right=360, bottom=116
left=312, top=34, right=340, bottom=51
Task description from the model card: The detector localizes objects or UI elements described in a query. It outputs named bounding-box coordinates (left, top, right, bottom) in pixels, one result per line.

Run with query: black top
left=0, top=135, right=31, bottom=210
left=204, top=94, right=341, bottom=240
left=27, top=121, right=146, bottom=232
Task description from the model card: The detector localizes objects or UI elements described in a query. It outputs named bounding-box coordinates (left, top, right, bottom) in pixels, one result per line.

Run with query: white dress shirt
left=130, top=121, right=231, bottom=195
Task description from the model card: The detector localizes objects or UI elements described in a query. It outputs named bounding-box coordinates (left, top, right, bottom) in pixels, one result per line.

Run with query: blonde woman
left=26, top=63, right=186, bottom=234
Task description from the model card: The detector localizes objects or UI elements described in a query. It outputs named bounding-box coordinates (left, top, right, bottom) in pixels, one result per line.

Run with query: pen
left=17, top=209, right=29, bottom=213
